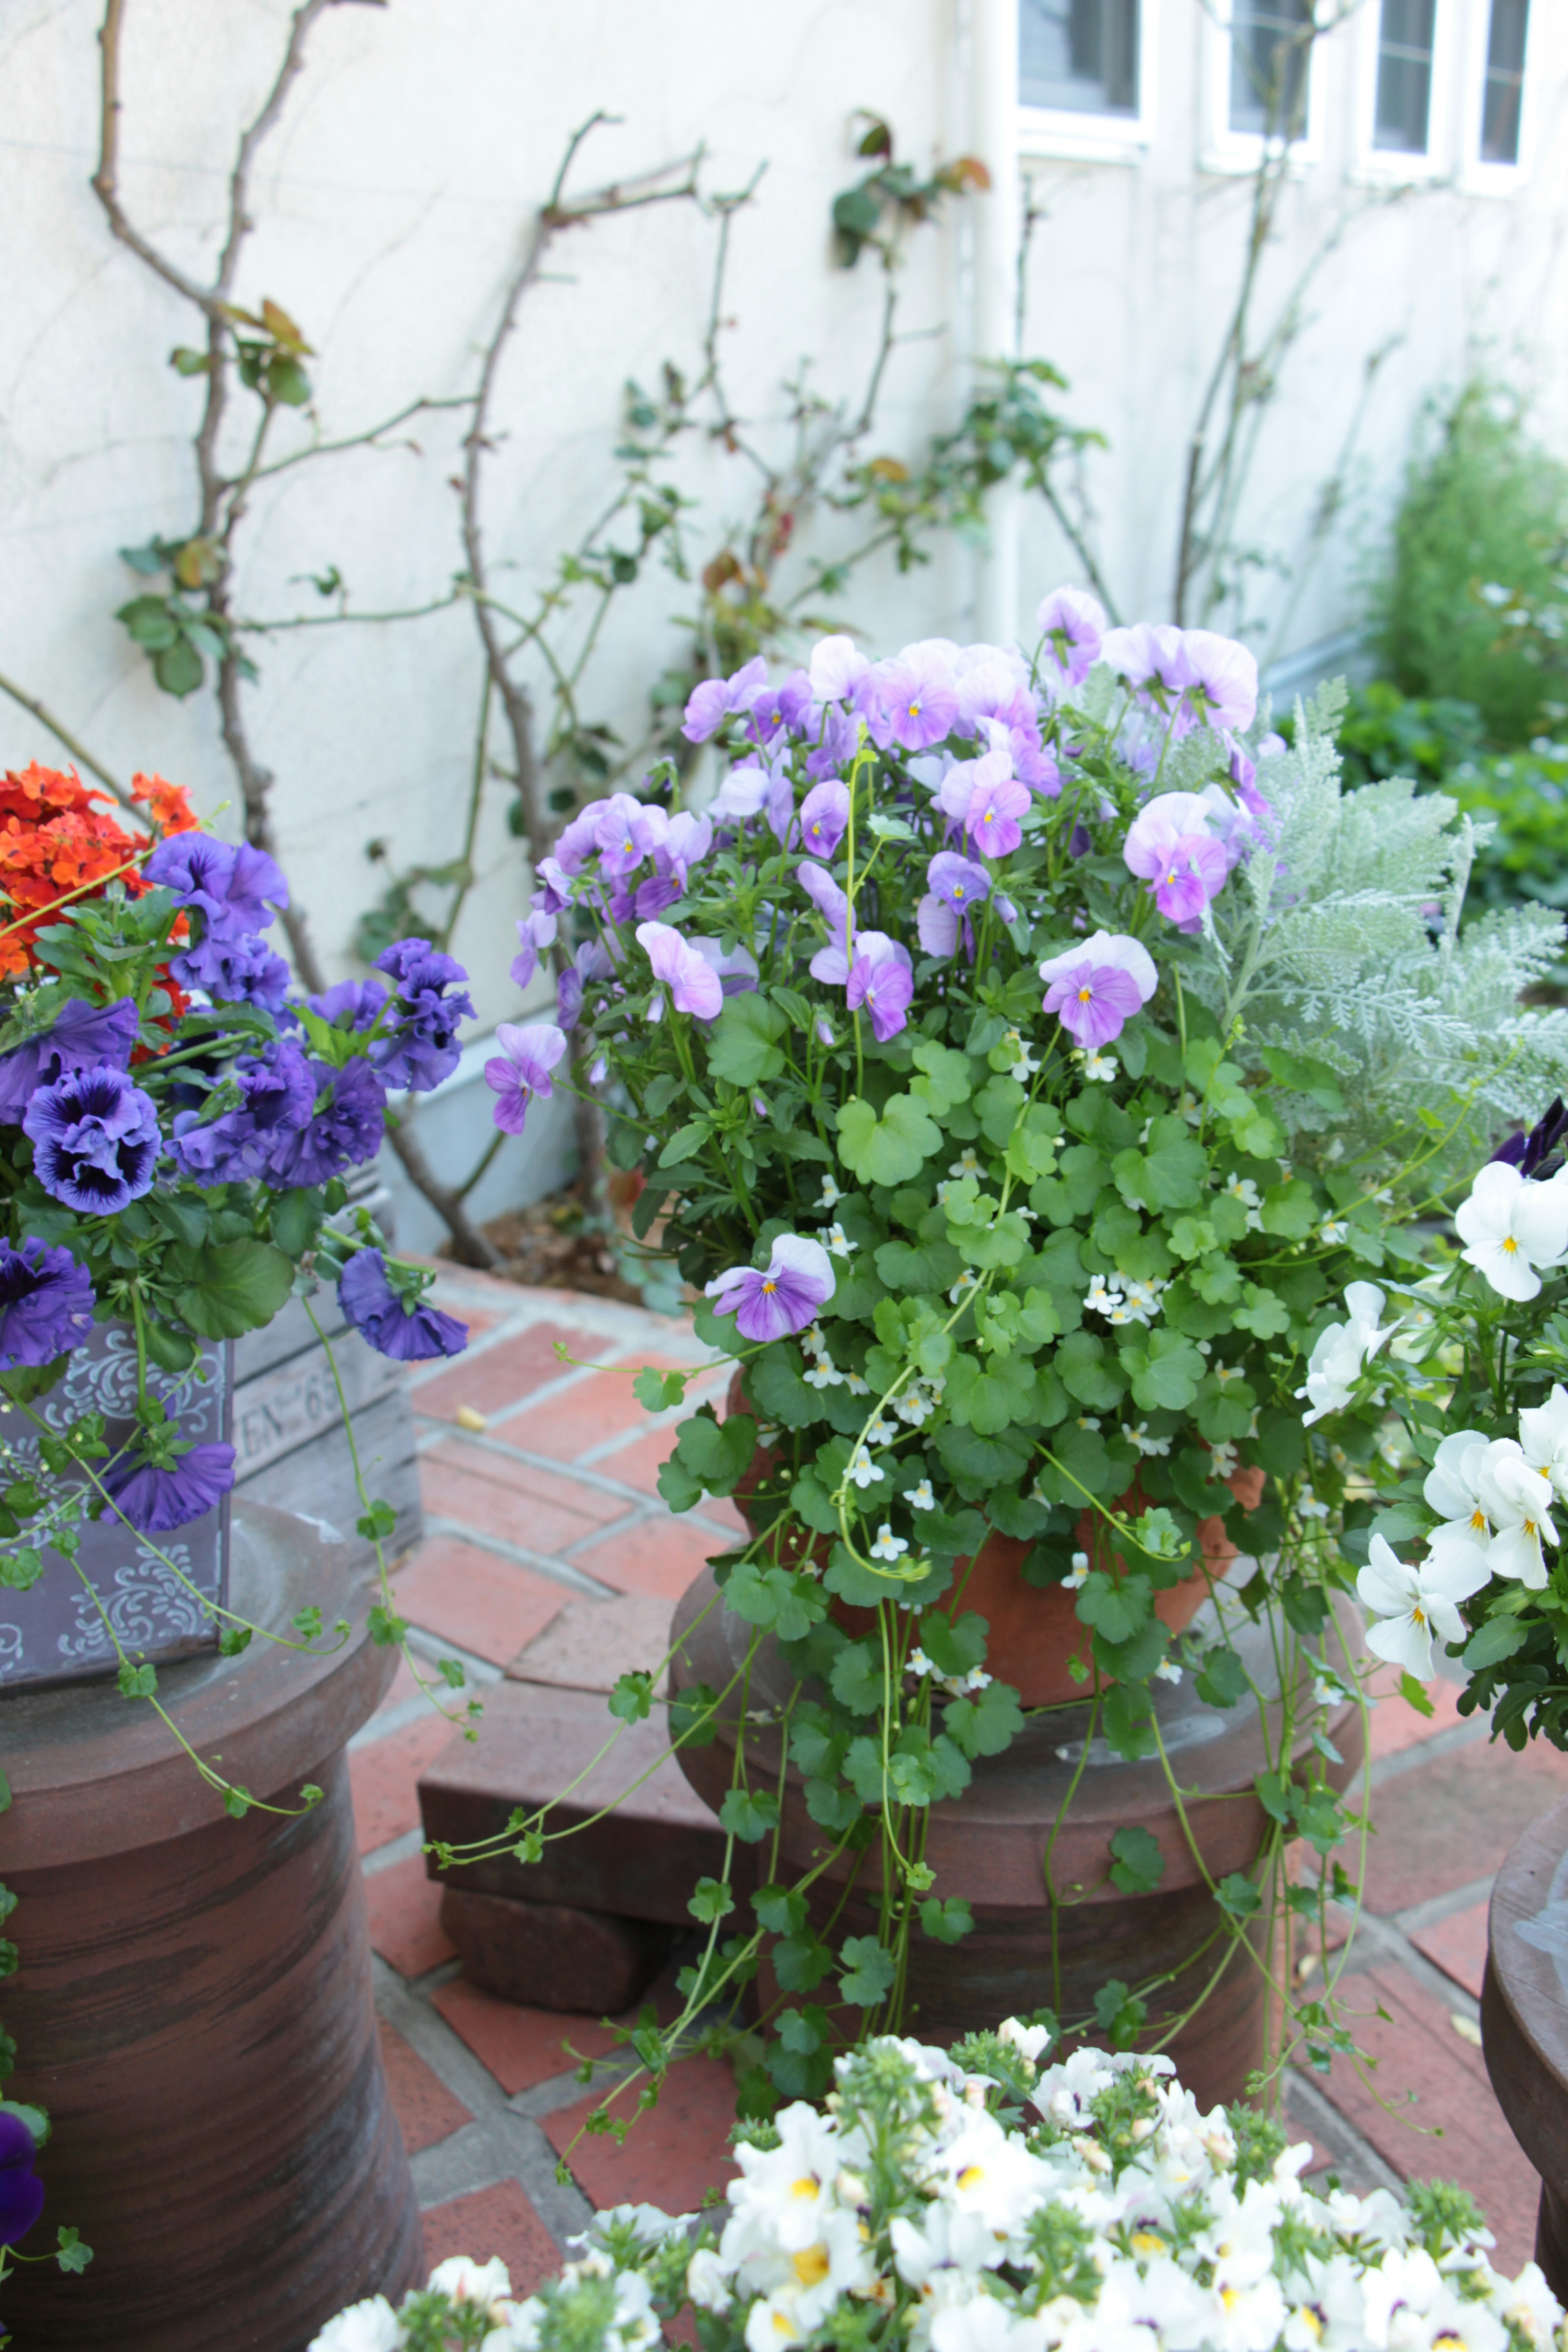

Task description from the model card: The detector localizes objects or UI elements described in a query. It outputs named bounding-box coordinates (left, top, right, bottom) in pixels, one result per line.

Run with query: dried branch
left=0, top=673, right=136, bottom=808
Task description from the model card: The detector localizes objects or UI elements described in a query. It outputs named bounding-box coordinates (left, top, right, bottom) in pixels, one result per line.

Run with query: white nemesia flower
left=1084, top=1274, right=1121, bottom=1319
left=1210, top=1439, right=1240, bottom=1479
left=1475, top=1438, right=1559, bottom=1587
left=1296, top=1282, right=1396, bottom=1425
left=910, top=1479, right=937, bottom=1511
left=1455, top=1160, right=1568, bottom=1301
left=1298, top=1485, right=1330, bottom=1521
left=686, top=2249, right=731, bottom=2312
left=908, top=1648, right=935, bottom=1679
left=308, top=2296, right=403, bottom=2352
left=864, top=1413, right=896, bottom=1446
left=799, top=1324, right=826, bottom=1359
left=895, top=1388, right=931, bottom=1424
left=1076, top=1414, right=1102, bottom=1433
left=1154, top=1659, right=1184, bottom=1684
left=1218, top=1171, right=1264, bottom=1229
left=948, top=1272, right=981, bottom=1305
left=1356, top=1532, right=1488, bottom=1676
left=1319, top=1220, right=1349, bottom=1246
left=1080, top=1049, right=1118, bottom=1081
left=1519, top=1382, right=1568, bottom=1503
left=996, top=2015, right=1054, bottom=2065
left=870, top=1523, right=909, bottom=1562
left=803, top=1355, right=844, bottom=1390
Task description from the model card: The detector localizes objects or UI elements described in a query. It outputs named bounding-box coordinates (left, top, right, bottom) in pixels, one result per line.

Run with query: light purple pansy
left=557, top=939, right=615, bottom=1031
left=712, top=764, right=771, bottom=822
left=846, top=932, right=913, bottom=1042
left=797, top=859, right=854, bottom=984
left=533, top=857, right=575, bottom=916
left=691, top=938, right=760, bottom=996
left=635, top=810, right=714, bottom=919
left=937, top=748, right=1029, bottom=858
left=806, top=702, right=860, bottom=782
left=915, top=851, right=991, bottom=960
left=1039, top=931, right=1158, bottom=1050
left=1123, top=791, right=1230, bottom=925
left=1099, top=624, right=1198, bottom=732
left=799, top=778, right=850, bottom=859
left=1180, top=629, right=1259, bottom=733
left=636, top=920, right=724, bottom=1021
left=681, top=655, right=768, bottom=745
left=1036, top=587, right=1108, bottom=687
left=955, top=656, right=1032, bottom=735
left=748, top=670, right=813, bottom=742
left=595, top=793, right=667, bottom=879
left=865, top=645, right=959, bottom=753
left=705, top=1233, right=836, bottom=1344
left=552, top=800, right=609, bottom=876
left=510, top=907, right=558, bottom=989
left=808, top=635, right=871, bottom=705
left=485, top=1022, right=568, bottom=1134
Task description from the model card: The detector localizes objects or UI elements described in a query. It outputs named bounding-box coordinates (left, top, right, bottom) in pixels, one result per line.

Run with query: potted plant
left=310, top=2017, right=1566, bottom=2352
left=0, top=760, right=476, bottom=2347
left=436, top=594, right=1568, bottom=2127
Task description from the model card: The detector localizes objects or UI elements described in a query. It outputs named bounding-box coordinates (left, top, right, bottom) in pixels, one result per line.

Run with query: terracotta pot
left=725, top=1370, right=1262, bottom=1706
left=1481, top=1788, right=1568, bottom=2292
left=0, top=1501, right=422, bottom=2350
left=670, top=1566, right=1364, bottom=2111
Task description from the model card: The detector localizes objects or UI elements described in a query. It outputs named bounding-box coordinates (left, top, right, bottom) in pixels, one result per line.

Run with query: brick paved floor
left=350, top=1267, right=1562, bottom=2290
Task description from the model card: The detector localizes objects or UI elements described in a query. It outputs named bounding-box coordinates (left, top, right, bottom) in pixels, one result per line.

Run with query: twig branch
left=245, top=393, right=477, bottom=485
left=0, top=673, right=136, bottom=809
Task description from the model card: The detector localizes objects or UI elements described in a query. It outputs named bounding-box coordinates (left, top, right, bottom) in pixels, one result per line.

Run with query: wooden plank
left=236, top=1391, right=421, bottom=1567
left=232, top=1325, right=402, bottom=1482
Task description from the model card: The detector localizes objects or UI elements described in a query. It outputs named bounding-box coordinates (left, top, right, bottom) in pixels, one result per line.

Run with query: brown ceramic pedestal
left=670, top=1570, right=1363, bottom=2113
left=1481, top=1789, right=1568, bottom=2293
left=0, top=1500, right=422, bottom=2351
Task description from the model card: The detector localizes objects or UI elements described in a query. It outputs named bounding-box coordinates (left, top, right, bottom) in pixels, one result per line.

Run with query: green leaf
left=357, top=1498, right=398, bottom=1541
left=55, top=2224, right=93, bottom=2274
left=1216, top=1871, right=1263, bottom=1920
left=919, top=1895, right=975, bottom=1945
left=1091, top=1979, right=1148, bottom=2048
left=943, top=1679, right=1024, bottom=1759
left=1233, top=1283, right=1291, bottom=1339
left=708, top=993, right=787, bottom=1086
left=752, top=1884, right=807, bottom=1937
left=0, top=1356, right=70, bottom=1406
left=718, top=1788, right=780, bottom=1843
left=773, top=1932, right=833, bottom=1992
left=1118, top=1329, right=1206, bottom=1412
left=1463, top=1615, right=1529, bottom=1670
left=633, top=1367, right=688, bottom=1411
left=1260, top=1179, right=1317, bottom=1238
left=1195, top=1646, right=1249, bottom=1708
left=909, top=1040, right=973, bottom=1112
left=837, top=1934, right=898, bottom=2007
left=0, top=1549, right=43, bottom=1593
left=1398, top=1671, right=1436, bottom=1717
left=668, top=1406, right=756, bottom=1498
left=836, top=1092, right=941, bottom=1185
left=1076, top=1570, right=1152, bottom=1647
left=1259, top=1045, right=1346, bottom=1114
left=154, top=635, right=204, bottom=697
left=609, top=1670, right=654, bottom=1723
left=688, top=1876, right=734, bottom=1924
left=174, top=1239, right=294, bottom=1338
left=116, top=1660, right=157, bottom=1698
left=1108, top=1824, right=1165, bottom=1894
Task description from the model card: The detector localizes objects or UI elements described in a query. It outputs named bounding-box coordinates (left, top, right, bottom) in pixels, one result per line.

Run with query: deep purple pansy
left=102, top=1441, right=237, bottom=1535
left=0, top=2110, right=45, bottom=2247
left=144, top=834, right=288, bottom=938
left=338, top=1250, right=468, bottom=1362
left=0, top=1237, right=95, bottom=1370
left=24, top=1064, right=160, bottom=1216
left=0, top=996, right=140, bottom=1124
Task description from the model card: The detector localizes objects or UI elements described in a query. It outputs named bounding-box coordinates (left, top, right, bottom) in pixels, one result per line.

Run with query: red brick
left=424, top=1441, right=630, bottom=1527
left=1367, top=1666, right=1468, bottom=1761
left=411, top=1323, right=612, bottom=1423
left=430, top=1975, right=624, bottom=2095
left=571, top=1515, right=735, bottom=1601
left=1346, top=1735, right=1568, bottom=1915
left=370, top=1656, right=425, bottom=1720
left=595, top=1425, right=683, bottom=1497
left=1308, top=1963, right=1539, bottom=2271
left=493, top=1368, right=683, bottom=1464
left=544, top=2055, right=739, bottom=2216
left=420, top=2181, right=560, bottom=2300
left=1411, top=1900, right=1490, bottom=2002
left=366, top=1853, right=458, bottom=1977
left=350, top=1713, right=459, bottom=1855
left=379, top=2019, right=472, bottom=2155
left=393, top=1537, right=565, bottom=1666
left=508, top=1592, right=674, bottom=1697
left=419, top=1455, right=610, bottom=1554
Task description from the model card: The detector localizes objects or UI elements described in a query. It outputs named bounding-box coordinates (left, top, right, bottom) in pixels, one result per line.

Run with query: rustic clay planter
left=726, top=1368, right=1262, bottom=1706
left=0, top=1499, right=422, bottom=2350
left=670, top=1565, right=1363, bottom=2111
left=1481, top=1788, right=1568, bottom=2292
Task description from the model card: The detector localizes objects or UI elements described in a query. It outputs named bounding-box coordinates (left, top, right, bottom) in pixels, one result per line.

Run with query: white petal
left=1419, top=1546, right=1491, bottom=1606
left=1365, top=1613, right=1434, bottom=1678
left=1343, top=1282, right=1387, bottom=1330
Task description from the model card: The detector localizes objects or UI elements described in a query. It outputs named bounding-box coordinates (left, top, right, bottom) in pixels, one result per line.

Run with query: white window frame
left=1198, top=0, right=1329, bottom=178
left=1349, top=0, right=1457, bottom=186
left=1459, top=0, right=1537, bottom=194
left=1017, top=0, right=1158, bottom=166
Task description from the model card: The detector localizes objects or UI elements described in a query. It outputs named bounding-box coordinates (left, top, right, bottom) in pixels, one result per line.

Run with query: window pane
left=1229, top=0, right=1313, bottom=137
left=1020, top=0, right=1140, bottom=116
left=1481, top=0, right=1529, bottom=164
left=1374, top=0, right=1435, bottom=152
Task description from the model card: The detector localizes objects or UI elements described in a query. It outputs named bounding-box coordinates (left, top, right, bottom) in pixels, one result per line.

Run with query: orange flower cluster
left=0, top=762, right=198, bottom=978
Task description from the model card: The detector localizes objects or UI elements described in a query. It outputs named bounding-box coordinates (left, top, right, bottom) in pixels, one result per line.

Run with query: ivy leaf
left=919, top=1895, right=975, bottom=1945
left=943, top=1679, right=1024, bottom=1759
left=687, top=1877, right=735, bottom=1924
left=609, top=1670, right=654, bottom=1723
left=1091, top=1979, right=1148, bottom=2048
left=1260, top=1179, right=1317, bottom=1238
left=116, top=1660, right=157, bottom=1698
left=173, top=1239, right=294, bottom=1338
left=909, top=1040, right=973, bottom=1112
left=1216, top=1871, right=1263, bottom=1920
left=752, top=1884, right=808, bottom=1937
left=633, top=1366, right=689, bottom=1411
left=1118, top=1329, right=1205, bottom=1412
left=718, top=1788, right=780, bottom=1843
left=1075, top=1570, right=1151, bottom=1647
left=773, top=1931, right=834, bottom=1992
left=836, top=1092, right=941, bottom=1185
left=664, top=1407, right=756, bottom=1500
left=838, top=1935, right=898, bottom=2007
left=1233, top=1283, right=1291, bottom=1339
left=708, top=993, right=787, bottom=1086
left=1195, top=1646, right=1250, bottom=1708
left=55, top=2225, right=93, bottom=2275
left=1108, top=1824, right=1165, bottom=1894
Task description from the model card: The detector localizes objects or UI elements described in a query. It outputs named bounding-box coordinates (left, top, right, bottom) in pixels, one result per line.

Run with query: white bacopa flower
left=870, top=1523, right=909, bottom=1562
left=1084, top=1274, right=1122, bottom=1319
left=1519, top=1382, right=1568, bottom=1503
left=1063, top=1551, right=1089, bottom=1589
left=948, top=1151, right=983, bottom=1181
left=308, top=2296, right=404, bottom=2352
left=1356, top=1532, right=1488, bottom=1677
left=1319, top=1220, right=1350, bottom=1246
left=907, top=1647, right=935, bottom=1678
left=1076, top=1414, right=1102, bottom=1433
left=1454, top=1160, right=1568, bottom=1301
left=864, top=1413, right=896, bottom=1445
left=1422, top=1429, right=1494, bottom=1552
left=844, top=1371, right=871, bottom=1396
left=1123, top=1421, right=1171, bottom=1457
left=799, top=1323, right=826, bottom=1359
left=824, top=1222, right=857, bottom=1258
left=894, top=1388, right=931, bottom=1424
left=803, top=1354, right=844, bottom=1390
left=1209, top=1439, right=1240, bottom=1479
left=1297, top=1484, right=1330, bottom=1521
left=1154, top=1659, right=1184, bottom=1684
left=847, top=1448, right=886, bottom=1490
left=1474, top=1439, right=1559, bottom=1588
left=815, top=1175, right=844, bottom=1211
left=1296, top=1282, right=1396, bottom=1425
left=910, top=1479, right=936, bottom=1511
left=1079, top=1049, right=1118, bottom=1081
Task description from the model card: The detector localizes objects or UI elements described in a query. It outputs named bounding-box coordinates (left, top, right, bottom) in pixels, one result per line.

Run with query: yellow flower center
left=1077, top=984, right=1093, bottom=1003
left=1503, top=1236, right=1519, bottom=1253
left=1525, top=1519, right=1537, bottom=1537
left=1131, top=2231, right=1165, bottom=2256
left=762, top=1278, right=777, bottom=1294
left=1471, top=1508, right=1488, bottom=1530
left=793, top=2246, right=831, bottom=2286
left=906, top=702, right=922, bottom=720
left=956, top=2165, right=985, bottom=2191
left=1295, top=2310, right=1325, bottom=2342
left=1412, top=1606, right=1426, bottom=1626
left=789, top=2178, right=818, bottom=2199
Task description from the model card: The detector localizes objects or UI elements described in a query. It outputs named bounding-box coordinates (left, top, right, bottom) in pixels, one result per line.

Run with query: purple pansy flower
left=955, top=656, right=1031, bottom=735
left=0, top=1236, right=95, bottom=1369
left=595, top=794, right=668, bottom=880
left=0, top=996, right=140, bottom=1123
left=485, top=1022, right=568, bottom=1136
left=846, top=933, right=913, bottom=1042
left=691, top=938, right=760, bottom=997
left=916, top=852, right=991, bottom=961
left=552, top=800, right=609, bottom=876
left=798, top=778, right=850, bottom=858
left=705, top=1233, right=836, bottom=1343
left=747, top=669, right=813, bottom=742
left=0, top=2109, right=46, bottom=2248
left=1180, top=628, right=1259, bottom=732
left=1039, top=930, right=1158, bottom=1049
left=1036, top=587, right=1108, bottom=686
left=681, top=655, right=767, bottom=744
left=339, top=1249, right=468, bottom=1362
left=635, top=811, right=714, bottom=920
left=168, top=1040, right=317, bottom=1187
left=557, top=940, right=615, bottom=1031
left=259, top=1056, right=386, bottom=1187
left=144, top=834, right=288, bottom=938
left=796, top=860, right=853, bottom=984
left=103, top=1440, right=237, bottom=1535
left=1123, top=791, right=1230, bottom=925
left=510, top=907, right=559, bottom=990
left=806, top=702, right=860, bottom=782
left=937, top=749, right=1029, bottom=858
left=808, top=635, right=871, bottom=705
left=24, top=1064, right=160, bottom=1216
left=636, top=921, right=724, bottom=1021
left=865, top=646, right=959, bottom=752
left=370, top=940, right=475, bottom=1092
left=711, top=764, right=771, bottom=823
left=1225, top=734, right=1272, bottom=819
left=532, top=858, right=576, bottom=915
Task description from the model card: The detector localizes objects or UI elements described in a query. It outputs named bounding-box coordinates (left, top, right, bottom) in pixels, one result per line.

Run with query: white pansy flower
left=869, top=1523, right=909, bottom=1562
left=910, top=1479, right=936, bottom=1511
left=1296, top=1282, right=1396, bottom=1425
left=814, top=1175, right=844, bottom=1211
left=847, top=1448, right=885, bottom=1490
left=1421, top=1429, right=1494, bottom=1552
left=1519, top=1382, right=1568, bottom=1502
left=1454, top=1160, right=1568, bottom=1301
left=686, top=2250, right=731, bottom=2312
left=1474, top=1439, right=1558, bottom=1588
left=308, top=2298, right=403, bottom=2352
left=824, top=1222, right=857, bottom=1259
left=1356, top=1532, right=1488, bottom=1677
